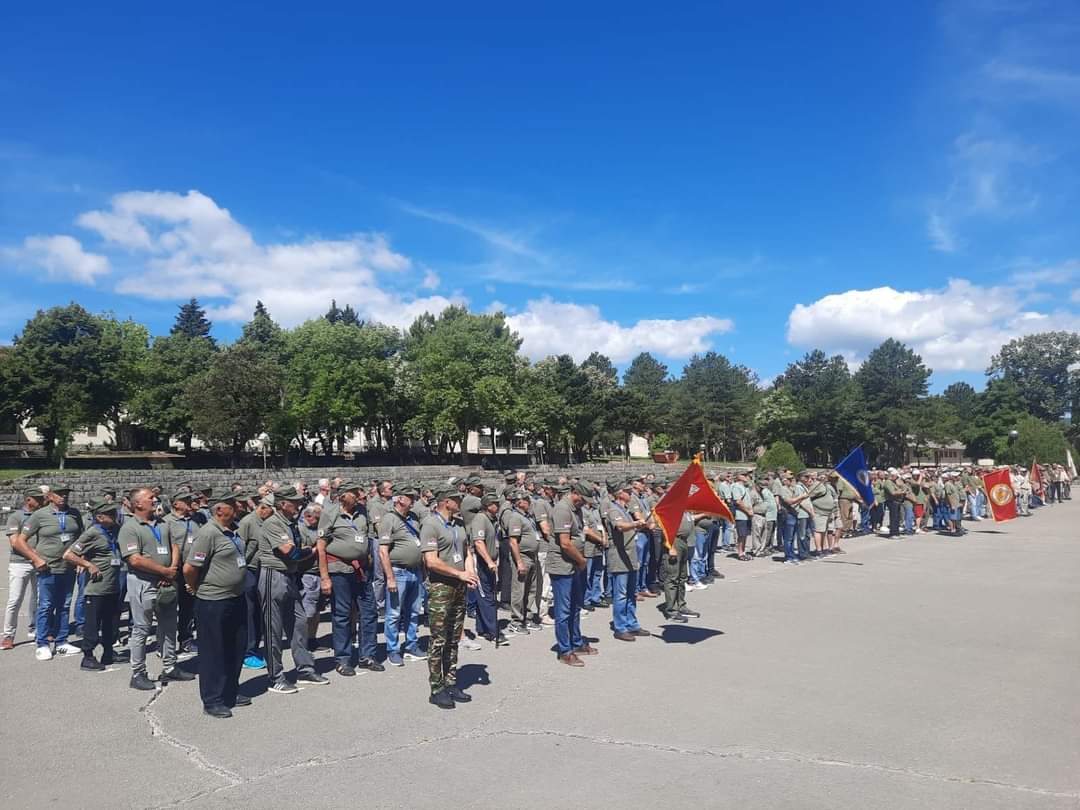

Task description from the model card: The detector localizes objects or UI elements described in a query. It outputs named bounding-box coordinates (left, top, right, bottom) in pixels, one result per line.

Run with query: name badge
left=156, top=546, right=168, bottom=556
left=236, top=555, right=247, bottom=569
left=110, top=558, right=122, bottom=567
left=452, top=553, right=463, bottom=563
left=60, top=533, right=72, bottom=544
left=354, top=534, right=364, bottom=543
left=414, top=538, right=422, bottom=548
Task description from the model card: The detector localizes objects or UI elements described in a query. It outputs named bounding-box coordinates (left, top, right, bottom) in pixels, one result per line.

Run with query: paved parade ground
left=1, top=501, right=1078, bottom=809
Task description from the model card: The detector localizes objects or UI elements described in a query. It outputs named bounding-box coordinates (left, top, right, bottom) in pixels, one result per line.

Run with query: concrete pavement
left=1, top=501, right=1078, bottom=809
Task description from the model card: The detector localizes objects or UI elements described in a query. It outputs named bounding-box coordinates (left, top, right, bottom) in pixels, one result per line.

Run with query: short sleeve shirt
left=237, top=510, right=264, bottom=570
left=187, top=521, right=247, bottom=601
left=419, top=512, right=465, bottom=585
left=459, top=494, right=483, bottom=528
left=119, top=516, right=173, bottom=582
left=378, top=510, right=423, bottom=569
left=163, top=512, right=199, bottom=564
left=547, top=496, right=584, bottom=576
left=581, top=504, right=603, bottom=558
left=530, top=497, right=555, bottom=553
left=468, top=511, right=499, bottom=561
left=6, top=508, right=34, bottom=560
left=794, top=484, right=813, bottom=518
left=319, top=506, right=371, bottom=573
left=731, top=482, right=751, bottom=519
left=70, top=524, right=122, bottom=595
left=258, top=511, right=309, bottom=574
left=504, top=509, right=541, bottom=555
left=674, top=512, right=695, bottom=553
left=605, top=499, right=638, bottom=573
left=21, top=506, right=83, bottom=573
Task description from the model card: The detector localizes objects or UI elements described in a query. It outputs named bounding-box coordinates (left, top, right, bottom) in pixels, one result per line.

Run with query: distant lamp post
left=535, top=439, right=545, bottom=466
left=258, top=432, right=270, bottom=470
left=1008, top=429, right=1019, bottom=444
left=699, top=442, right=707, bottom=461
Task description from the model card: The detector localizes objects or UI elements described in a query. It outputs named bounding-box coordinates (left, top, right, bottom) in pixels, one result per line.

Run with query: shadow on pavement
left=654, top=624, right=724, bottom=644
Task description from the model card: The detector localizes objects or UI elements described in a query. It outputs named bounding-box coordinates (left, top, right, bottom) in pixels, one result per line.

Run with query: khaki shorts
left=813, top=513, right=832, bottom=534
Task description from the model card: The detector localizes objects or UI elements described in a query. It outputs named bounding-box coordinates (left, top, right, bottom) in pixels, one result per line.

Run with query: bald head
left=130, top=487, right=155, bottom=518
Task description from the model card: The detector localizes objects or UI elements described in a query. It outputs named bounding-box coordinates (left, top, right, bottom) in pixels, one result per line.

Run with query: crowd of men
left=2, top=461, right=1071, bottom=717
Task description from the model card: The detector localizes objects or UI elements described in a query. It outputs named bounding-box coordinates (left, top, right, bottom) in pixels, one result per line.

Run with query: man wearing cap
left=943, top=473, right=964, bottom=536
left=469, top=493, right=505, bottom=645
left=2, top=488, right=46, bottom=650
left=164, top=491, right=199, bottom=657
left=773, top=471, right=804, bottom=565
left=882, top=469, right=903, bottom=538
left=378, top=485, right=427, bottom=667
left=459, top=477, right=484, bottom=528
left=317, top=482, right=382, bottom=676
left=422, top=489, right=479, bottom=708
left=368, top=479, right=395, bottom=614
left=731, top=471, right=754, bottom=561
left=12, top=484, right=84, bottom=660
left=582, top=484, right=609, bottom=610
left=183, top=494, right=251, bottom=718
left=237, top=494, right=271, bottom=670
left=749, top=476, right=772, bottom=557
left=661, top=512, right=700, bottom=624
left=530, top=481, right=558, bottom=624
left=549, top=483, right=594, bottom=665
left=257, top=485, right=327, bottom=693
left=298, top=503, right=323, bottom=650
left=605, top=481, right=650, bottom=641
left=505, top=490, right=543, bottom=634
left=62, top=499, right=123, bottom=670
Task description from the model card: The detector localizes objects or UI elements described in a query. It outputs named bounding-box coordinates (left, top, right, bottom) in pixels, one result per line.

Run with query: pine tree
left=171, top=298, right=214, bottom=342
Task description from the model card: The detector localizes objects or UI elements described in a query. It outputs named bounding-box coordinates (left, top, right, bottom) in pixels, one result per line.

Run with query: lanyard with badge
left=340, top=511, right=367, bottom=546
left=518, top=508, right=541, bottom=545
left=399, top=513, right=422, bottom=548
left=224, top=528, right=247, bottom=568
left=56, top=510, right=72, bottom=544
left=440, top=515, right=463, bottom=564
left=96, top=523, right=122, bottom=567
left=148, top=522, right=168, bottom=557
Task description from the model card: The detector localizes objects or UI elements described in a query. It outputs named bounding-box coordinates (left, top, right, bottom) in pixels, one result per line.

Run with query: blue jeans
left=609, top=571, right=640, bottom=634
left=976, top=491, right=987, bottom=517
left=796, top=517, right=810, bottom=558
left=586, top=556, right=605, bottom=605
left=73, top=569, right=87, bottom=629
left=690, top=530, right=708, bottom=583
left=330, top=569, right=378, bottom=663
left=780, top=514, right=797, bottom=561
left=551, top=571, right=584, bottom=656
left=384, top=566, right=422, bottom=655
left=634, top=532, right=651, bottom=593
left=36, top=571, right=75, bottom=647
left=903, top=503, right=915, bottom=534
left=719, top=520, right=732, bottom=548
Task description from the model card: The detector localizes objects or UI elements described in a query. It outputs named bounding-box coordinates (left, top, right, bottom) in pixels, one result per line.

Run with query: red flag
left=653, top=455, right=735, bottom=550
left=981, top=468, right=1017, bottom=522
left=1029, top=458, right=1042, bottom=495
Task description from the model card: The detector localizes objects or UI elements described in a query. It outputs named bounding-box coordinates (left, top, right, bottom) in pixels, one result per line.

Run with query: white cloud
left=60, top=190, right=452, bottom=328
left=927, top=212, right=958, bottom=253
left=4, top=235, right=110, bottom=283
left=397, top=201, right=545, bottom=262
left=507, top=297, right=733, bottom=363
left=787, top=279, right=1080, bottom=371
left=421, top=269, right=440, bottom=289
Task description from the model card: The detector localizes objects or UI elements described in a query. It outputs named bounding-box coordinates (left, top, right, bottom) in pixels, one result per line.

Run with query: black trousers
left=177, top=581, right=196, bottom=644
left=82, top=592, right=119, bottom=660
left=244, top=568, right=262, bottom=657
left=195, top=595, right=246, bottom=709
left=887, top=501, right=901, bottom=536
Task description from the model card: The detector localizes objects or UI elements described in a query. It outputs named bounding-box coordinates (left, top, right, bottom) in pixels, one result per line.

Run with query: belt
left=326, top=553, right=366, bottom=581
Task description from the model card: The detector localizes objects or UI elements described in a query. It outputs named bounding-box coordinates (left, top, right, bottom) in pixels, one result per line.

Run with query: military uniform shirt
left=808, top=482, right=837, bottom=513
left=459, top=494, right=482, bottom=528
left=674, top=513, right=695, bottom=553
left=297, top=521, right=319, bottom=573
left=750, top=487, right=767, bottom=516
left=530, top=497, right=555, bottom=553
left=258, top=511, right=309, bottom=574
left=605, top=500, right=638, bottom=574
left=70, top=524, right=122, bottom=596
left=20, top=506, right=83, bottom=573
left=419, top=512, right=465, bottom=585
left=731, top=482, right=752, bottom=520
left=319, top=506, right=371, bottom=574
left=412, top=499, right=431, bottom=522
left=119, top=516, right=172, bottom=582
left=504, top=509, right=541, bottom=555
left=5, top=508, right=34, bottom=561
left=547, top=496, right=584, bottom=576
left=794, top=483, right=813, bottom=518
left=163, top=512, right=198, bottom=564
left=378, top=510, right=423, bottom=569
left=188, top=521, right=247, bottom=600
left=762, top=488, right=778, bottom=520
left=581, top=504, right=603, bottom=558
left=237, top=510, right=264, bottom=570
left=468, top=511, right=499, bottom=562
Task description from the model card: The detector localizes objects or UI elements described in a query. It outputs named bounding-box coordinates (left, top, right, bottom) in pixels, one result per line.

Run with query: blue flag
left=835, top=447, right=875, bottom=505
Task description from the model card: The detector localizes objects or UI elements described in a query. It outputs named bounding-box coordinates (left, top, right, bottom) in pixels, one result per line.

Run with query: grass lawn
left=0, top=470, right=58, bottom=482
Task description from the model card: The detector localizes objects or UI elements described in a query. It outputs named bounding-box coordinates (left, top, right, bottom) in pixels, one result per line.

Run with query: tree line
left=1, top=299, right=1078, bottom=468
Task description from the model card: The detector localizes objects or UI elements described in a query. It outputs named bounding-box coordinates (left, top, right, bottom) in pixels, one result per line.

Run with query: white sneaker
left=35, top=645, right=53, bottom=661
left=27, top=629, right=36, bottom=639
left=56, top=643, right=83, bottom=656
left=461, top=638, right=482, bottom=651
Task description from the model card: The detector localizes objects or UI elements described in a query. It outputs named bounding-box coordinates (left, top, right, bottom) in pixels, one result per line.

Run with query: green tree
left=962, top=378, right=1027, bottom=460
left=238, top=300, right=286, bottom=361
left=0, top=304, right=125, bottom=464
left=776, top=350, right=862, bottom=465
left=623, top=352, right=670, bottom=434
left=756, top=440, right=805, bottom=473
left=853, top=339, right=930, bottom=465
left=988, top=331, right=1080, bottom=423
left=942, top=381, right=979, bottom=423
left=187, top=343, right=284, bottom=464
left=173, top=298, right=214, bottom=342
left=997, top=414, right=1071, bottom=466
left=97, top=317, right=150, bottom=450
left=668, top=352, right=759, bottom=461
left=754, top=387, right=799, bottom=448
left=908, top=396, right=961, bottom=463
left=606, top=388, right=649, bottom=459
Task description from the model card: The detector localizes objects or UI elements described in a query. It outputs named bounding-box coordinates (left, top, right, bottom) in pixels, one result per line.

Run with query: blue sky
left=2, top=1, right=1078, bottom=390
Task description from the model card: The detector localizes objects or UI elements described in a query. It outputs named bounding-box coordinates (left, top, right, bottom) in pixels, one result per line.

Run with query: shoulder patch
left=192, top=551, right=207, bottom=562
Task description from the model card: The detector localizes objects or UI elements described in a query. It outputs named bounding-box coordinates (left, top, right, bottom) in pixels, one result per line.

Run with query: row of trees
left=1, top=299, right=1078, bottom=468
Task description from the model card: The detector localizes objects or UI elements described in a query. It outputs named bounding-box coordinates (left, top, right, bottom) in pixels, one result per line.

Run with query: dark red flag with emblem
left=653, top=455, right=735, bottom=550
left=980, top=467, right=1017, bottom=523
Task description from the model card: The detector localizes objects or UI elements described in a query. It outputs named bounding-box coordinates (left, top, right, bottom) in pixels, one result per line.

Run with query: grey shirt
left=547, top=496, right=584, bottom=576
left=188, top=520, right=247, bottom=601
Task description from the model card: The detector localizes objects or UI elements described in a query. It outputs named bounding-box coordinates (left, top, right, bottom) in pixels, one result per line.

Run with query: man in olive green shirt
left=184, top=494, right=250, bottom=718
left=468, top=494, right=504, bottom=645
left=505, top=490, right=543, bottom=633
left=549, top=483, right=593, bottom=665
left=63, top=499, right=122, bottom=670
left=163, top=491, right=199, bottom=655
left=379, top=485, right=425, bottom=666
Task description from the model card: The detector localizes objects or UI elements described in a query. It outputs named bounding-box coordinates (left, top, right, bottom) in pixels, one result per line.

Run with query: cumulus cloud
left=787, top=279, right=1080, bottom=371
left=65, top=189, right=450, bottom=327
left=4, top=235, right=110, bottom=283
left=507, top=297, right=733, bottom=363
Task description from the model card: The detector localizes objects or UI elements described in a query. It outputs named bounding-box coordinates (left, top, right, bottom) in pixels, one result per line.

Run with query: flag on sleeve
left=980, top=467, right=1017, bottom=522
left=835, top=446, right=875, bottom=506
left=652, top=455, right=734, bottom=551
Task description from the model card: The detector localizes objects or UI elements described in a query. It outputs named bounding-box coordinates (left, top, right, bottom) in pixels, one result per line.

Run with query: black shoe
left=664, top=613, right=689, bottom=623
left=632, top=628, right=650, bottom=637
left=445, top=686, right=472, bottom=703
left=336, top=663, right=356, bottom=677
left=597, top=598, right=612, bottom=607
left=232, top=694, right=252, bottom=707
left=429, top=689, right=455, bottom=709
left=701, top=576, right=715, bottom=584
left=296, top=671, right=330, bottom=686
left=161, top=667, right=195, bottom=682
left=203, top=704, right=233, bottom=719
left=679, top=609, right=701, bottom=618
left=130, top=673, right=157, bottom=691
left=357, top=657, right=385, bottom=672
left=81, top=656, right=105, bottom=671
left=582, top=604, right=595, bottom=612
